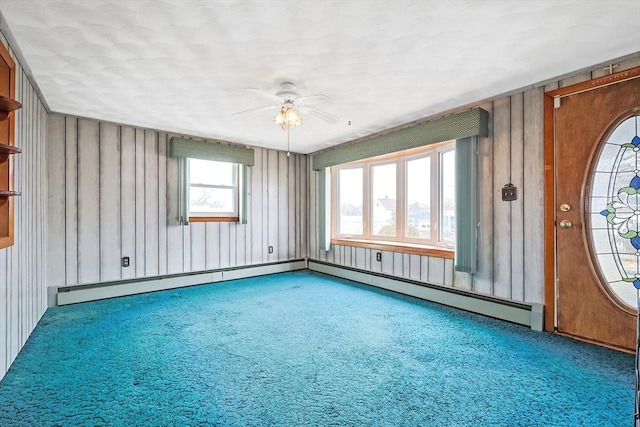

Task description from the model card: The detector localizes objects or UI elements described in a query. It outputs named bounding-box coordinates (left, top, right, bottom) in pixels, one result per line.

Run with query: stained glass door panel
left=591, top=115, right=640, bottom=310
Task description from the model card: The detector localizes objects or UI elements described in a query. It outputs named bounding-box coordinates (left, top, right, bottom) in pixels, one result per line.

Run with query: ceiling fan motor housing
left=276, top=82, right=298, bottom=100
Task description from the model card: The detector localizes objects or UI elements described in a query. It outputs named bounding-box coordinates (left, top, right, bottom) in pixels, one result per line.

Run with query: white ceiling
left=1, top=1, right=639, bottom=154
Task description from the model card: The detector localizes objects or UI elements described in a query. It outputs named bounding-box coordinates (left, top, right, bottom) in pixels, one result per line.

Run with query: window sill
left=330, top=238, right=454, bottom=259
left=189, top=216, right=239, bottom=223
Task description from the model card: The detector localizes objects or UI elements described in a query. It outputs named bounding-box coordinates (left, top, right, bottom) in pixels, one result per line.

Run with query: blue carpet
left=0, top=271, right=634, bottom=426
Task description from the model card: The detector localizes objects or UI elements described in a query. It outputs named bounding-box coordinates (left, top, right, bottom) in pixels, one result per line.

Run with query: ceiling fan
left=232, top=82, right=339, bottom=126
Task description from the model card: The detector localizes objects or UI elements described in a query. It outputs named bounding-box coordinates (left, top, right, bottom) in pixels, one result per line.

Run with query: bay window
left=332, top=141, right=455, bottom=248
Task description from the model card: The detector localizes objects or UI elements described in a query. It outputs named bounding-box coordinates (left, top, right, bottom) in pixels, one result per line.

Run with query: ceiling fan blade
left=295, top=94, right=331, bottom=106
left=246, top=87, right=281, bottom=102
left=299, top=106, right=339, bottom=123
left=232, top=105, right=279, bottom=116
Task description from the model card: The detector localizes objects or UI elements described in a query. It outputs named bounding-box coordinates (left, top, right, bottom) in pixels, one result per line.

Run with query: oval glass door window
left=590, top=114, right=640, bottom=309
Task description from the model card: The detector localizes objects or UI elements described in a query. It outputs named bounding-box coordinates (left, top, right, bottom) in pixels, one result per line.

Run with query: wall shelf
left=0, top=95, right=21, bottom=121
left=0, top=142, right=21, bottom=155
left=0, top=43, right=18, bottom=249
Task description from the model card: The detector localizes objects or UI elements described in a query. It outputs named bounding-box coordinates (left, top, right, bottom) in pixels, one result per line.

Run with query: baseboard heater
left=309, top=260, right=544, bottom=331
left=56, top=260, right=307, bottom=306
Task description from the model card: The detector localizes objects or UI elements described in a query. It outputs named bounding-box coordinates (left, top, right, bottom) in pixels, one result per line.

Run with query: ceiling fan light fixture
left=274, top=106, right=302, bottom=129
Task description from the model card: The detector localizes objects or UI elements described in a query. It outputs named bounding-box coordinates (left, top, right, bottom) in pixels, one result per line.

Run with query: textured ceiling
left=1, top=0, right=639, bottom=154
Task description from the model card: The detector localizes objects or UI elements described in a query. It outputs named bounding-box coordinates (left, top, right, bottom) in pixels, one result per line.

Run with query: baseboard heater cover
left=309, top=260, right=543, bottom=331
left=56, top=260, right=307, bottom=306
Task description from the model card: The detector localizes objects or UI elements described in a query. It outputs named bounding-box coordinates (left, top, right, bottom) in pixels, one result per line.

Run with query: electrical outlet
left=268, top=246, right=274, bottom=254
left=122, top=256, right=130, bottom=267
left=376, top=252, right=382, bottom=262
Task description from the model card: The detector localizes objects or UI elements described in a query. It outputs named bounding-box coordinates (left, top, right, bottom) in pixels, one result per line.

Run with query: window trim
left=331, top=141, right=455, bottom=250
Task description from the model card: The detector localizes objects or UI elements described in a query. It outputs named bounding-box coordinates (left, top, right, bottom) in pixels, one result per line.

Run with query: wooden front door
left=552, top=72, right=640, bottom=352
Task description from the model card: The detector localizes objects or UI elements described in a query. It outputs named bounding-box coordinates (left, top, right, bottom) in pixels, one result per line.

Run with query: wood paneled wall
left=309, top=55, right=640, bottom=305
left=47, top=116, right=308, bottom=287
left=0, top=35, right=48, bottom=380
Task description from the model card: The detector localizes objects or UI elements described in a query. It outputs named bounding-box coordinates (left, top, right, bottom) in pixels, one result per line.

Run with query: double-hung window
left=169, top=137, right=254, bottom=225
left=332, top=141, right=455, bottom=248
left=188, top=159, right=239, bottom=220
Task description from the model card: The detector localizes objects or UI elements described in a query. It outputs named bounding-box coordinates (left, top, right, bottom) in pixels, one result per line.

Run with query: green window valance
left=169, top=137, right=255, bottom=166
left=312, top=107, right=488, bottom=170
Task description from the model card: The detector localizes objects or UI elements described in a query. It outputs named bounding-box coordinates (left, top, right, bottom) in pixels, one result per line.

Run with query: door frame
left=543, top=66, right=640, bottom=334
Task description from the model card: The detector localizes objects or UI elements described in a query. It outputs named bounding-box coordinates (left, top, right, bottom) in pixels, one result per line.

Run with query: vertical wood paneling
left=190, top=222, right=206, bottom=271
left=409, top=254, right=421, bottom=281
left=267, top=150, right=279, bottom=262
left=261, top=149, right=270, bottom=262
left=308, top=166, right=317, bottom=260
left=227, top=222, right=236, bottom=267
left=474, top=102, right=494, bottom=295
left=250, top=148, right=264, bottom=264
left=165, top=155, right=183, bottom=274
left=144, top=130, right=159, bottom=276
left=157, top=133, right=167, bottom=276
left=420, top=256, right=429, bottom=282
left=47, top=114, right=65, bottom=287
left=523, top=87, right=545, bottom=303
left=288, top=154, right=296, bottom=259
left=492, top=97, right=512, bottom=299
left=444, top=259, right=454, bottom=287
left=370, top=249, right=381, bottom=273
left=64, top=117, right=78, bottom=285
left=355, top=247, right=366, bottom=269
left=244, top=165, right=253, bottom=265
left=428, top=257, right=445, bottom=286
left=381, top=251, right=393, bottom=275
left=294, top=155, right=301, bottom=259
left=278, top=151, right=289, bottom=260
left=49, top=123, right=307, bottom=292
left=236, top=223, right=246, bottom=266
left=99, top=123, right=121, bottom=282
left=301, top=156, right=309, bottom=259
left=219, top=222, right=230, bottom=268
left=181, top=224, right=191, bottom=273
left=325, top=244, right=334, bottom=264
left=333, top=245, right=341, bottom=265
left=134, top=129, right=145, bottom=276
left=393, top=252, right=403, bottom=277
left=205, top=222, right=220, bottom=270
left=453, top=270, right=472, bottom=290
left=120, top=127, right=136, bottom=279
left=77, top=119, right=100, bottom=284
left=510, top=93, right=525, bottom=301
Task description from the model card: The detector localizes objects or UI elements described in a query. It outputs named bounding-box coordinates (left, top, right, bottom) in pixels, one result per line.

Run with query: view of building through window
left=406, top=156, right=431, bottom=239
left=372, top=163, right=396, bottom=236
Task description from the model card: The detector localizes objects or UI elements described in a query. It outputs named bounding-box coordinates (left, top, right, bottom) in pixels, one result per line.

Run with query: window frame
left=187, top=158, right=240, bottom=222
left=331, top=141, right=455, bottom=250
